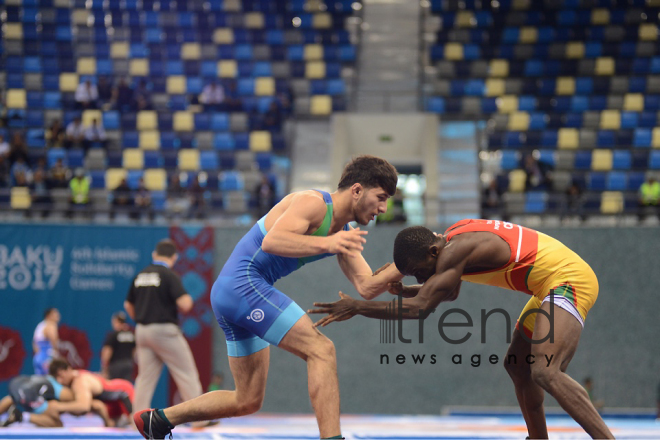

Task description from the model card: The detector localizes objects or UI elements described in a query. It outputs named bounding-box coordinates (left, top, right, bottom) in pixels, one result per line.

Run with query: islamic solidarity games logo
left=249, top=309, right=265, bottom=322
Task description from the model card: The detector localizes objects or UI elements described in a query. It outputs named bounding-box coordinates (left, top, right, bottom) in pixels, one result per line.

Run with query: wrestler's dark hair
left=337, top=155, right=398, bottom=196
left=43, top=307, right=57, bottom=319
left=393, top=226, right=438, bottom=275
left=48, top=358, right=71, bottom=377
left=155, top=239, right=177, bottom=257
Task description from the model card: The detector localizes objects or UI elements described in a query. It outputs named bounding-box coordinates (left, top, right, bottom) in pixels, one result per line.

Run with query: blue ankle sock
left=156, top=409, right=173, bottom=427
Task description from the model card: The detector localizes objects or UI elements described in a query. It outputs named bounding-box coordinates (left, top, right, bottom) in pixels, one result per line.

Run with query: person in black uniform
left=123, top=239, right=203, bottom=415
left=101, top=311, right=135, bottom=382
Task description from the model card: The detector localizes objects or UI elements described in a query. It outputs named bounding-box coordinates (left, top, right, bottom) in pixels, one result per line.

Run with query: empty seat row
left=434, top=77, right=660, bottom=97
left=435, top=8, right=660, bottom=29
left=431, top=0, right=651, bottom=12
left=425, top=95, right=660, bottom=116
left=3, top=12, right=351, bottom=34
left=488, top=110, right=660, bottom=131
left=92, top=168, right=263, bottom=192
left=434, top=59, right=660, bottom=81
left=498, top=149, right=660, bottom=171
left=430, top=43, right=660, bottom=62
left=437, top=24, right=660, bottom=45
left=495, top=189, right=638, bottom=215
left=489, top=128, right=660, bottom=149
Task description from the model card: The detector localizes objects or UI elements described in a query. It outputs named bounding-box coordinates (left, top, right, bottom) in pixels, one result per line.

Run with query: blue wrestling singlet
left=9, top=375, right=63, bottom=414
left=32, top=321, right=54, bottom=375
left=211, top=190, right=349, bottom=357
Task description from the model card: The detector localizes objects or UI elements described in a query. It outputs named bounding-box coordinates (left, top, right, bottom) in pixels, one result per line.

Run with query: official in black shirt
left=124, top=239, right=203, bottom=414
left=101, top=311, right=135, bottom=382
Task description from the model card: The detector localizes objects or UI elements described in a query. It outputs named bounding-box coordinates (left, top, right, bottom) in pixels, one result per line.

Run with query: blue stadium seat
left=524, top=192, right=547, bottom=214
left=68, top=149, right=85, bottom=168
left=211, top=113, right=230, bottom=131
left=144, top=151, right=163, bottom=168
left=587, top=172, right=607, bottom=191
left=90, top=170, right=105, bottom=189
left=26, top=110, right=44, bottom=128
left=122, top=132, right=139, bottom=149
left=200, top=151, right=219, bottom=170
left=26, top=129, right=45, bottom=148
left=500, top=151, right=519, bottom=170
left=218, top=153, right=236, bottom=170
left=27, top=92, right=43, bottom=108
left=186, top=77, right=203, bottom=95
left=574, top=151, right=592, bottom=170
left=606, top=172, right=627, bottom=191
left=194, top=113, right=211, bottom=131
left=650, top=151, right=660, bottom=169
left=596, top=131, right=615, bottom=148
left=621, top=112, right=639, bottom=129
left=427, top=97, right=445, bottom=114
left=220, top=171, right=244, bottom=191
left=627, top=172, right=645, bottom=191
left=160, top=132, right=177, bottom=149
left=612, top=151, right=632, bottom=170
left=633, top=128, right=652, bottom=147
left=100, top=111, right=118, bottom=130
left=106, top=151, right=123, bottom=168
left=214, top=133, right=235, bottom=150
left=127, top=170, right=144, bottom=189
left=256, top=153, right=272, bottom=171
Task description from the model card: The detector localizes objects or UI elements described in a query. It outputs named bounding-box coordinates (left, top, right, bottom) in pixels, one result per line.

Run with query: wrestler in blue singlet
left=9, top=375, right=64, bottom=414
left=211, top=190, right=348, bottom=357
left=32, top=321, right=54, bottom=375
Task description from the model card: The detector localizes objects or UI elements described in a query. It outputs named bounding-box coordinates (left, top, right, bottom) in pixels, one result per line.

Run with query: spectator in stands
left=255, top=174, right=275, bottom=217
left=583, top=377, right=604, bottom=413
left=46, top=119, right=65, bottom=148
left=84, top=118, right=107, bottom=150
left=187, top=174, right=206, bottom=218
left=638, top=176, right=660, bottom=219
left=0, top=135, right=9, bottom=188
left=113, top=78, right=133, bottom=112
left=10, top=157, right=32, bottom=186
left=97, top=77, right=113, bottom=107
left=523, top=154, right=552, bottom=191
left=133, top=79, right=152, bottom=111
left=277, top=83, right=294, bottom=117
left=482, top=178, right=502, bottom=218
left=11, top=157, right=31, bottom=187
left=0, top=135, right=9, bottom=158
left=199, top=80, right=225, bottom=111
left=65, top=117, right=86, bottom=149
left=9, top=132, right=29, bottom=167
left=48, top=158, right=69, bottom=189
left=30, top=167, right=52, bottom=213
left=263, top=101, right=283, bottom=132
left=75, top=79, right=99, bottom=110
left=166, top=173, right=190, bottom=216
left=223, top=81, right=242, bottom=112
left=134, top=178, right=152, bottom=220
left=69, top=168, right=91, bottom=207
left=565, top=182, right=584, bottom=219
left=112, top=178, right=133, bottom=216
left=207, top=372, right=225, bottom=393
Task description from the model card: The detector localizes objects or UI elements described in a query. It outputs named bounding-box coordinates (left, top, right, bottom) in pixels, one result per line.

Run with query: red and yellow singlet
left=444, top=219, right=599, bottom=336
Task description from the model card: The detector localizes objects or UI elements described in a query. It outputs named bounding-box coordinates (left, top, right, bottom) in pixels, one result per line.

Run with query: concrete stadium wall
left=212, top=226, right=660, bottom=415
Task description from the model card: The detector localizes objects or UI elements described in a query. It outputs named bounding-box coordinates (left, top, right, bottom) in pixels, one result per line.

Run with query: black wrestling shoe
left=1, top=404, right=22, bottom=427
left=134, top=409, right=173, bottom=439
